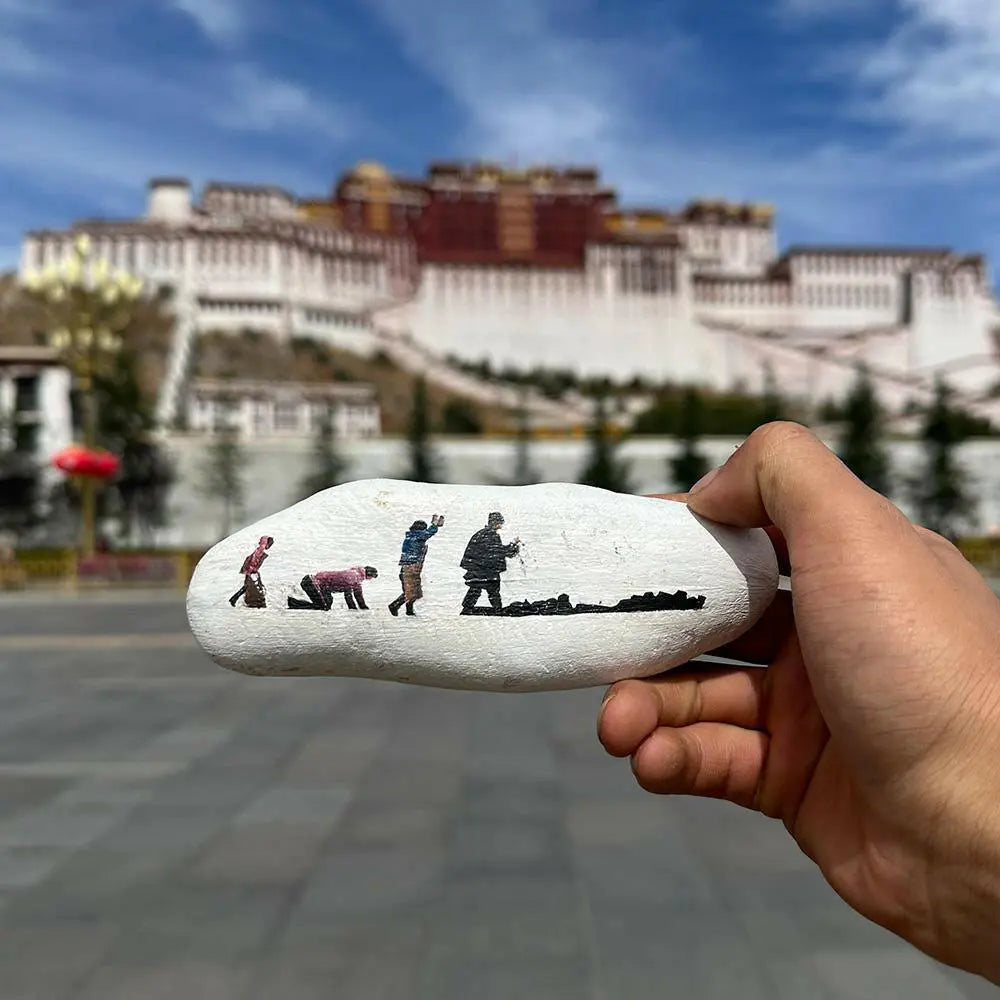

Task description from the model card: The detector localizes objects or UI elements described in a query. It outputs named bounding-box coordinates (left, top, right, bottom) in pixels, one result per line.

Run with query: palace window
left=274, top=400, right=299, bottom=432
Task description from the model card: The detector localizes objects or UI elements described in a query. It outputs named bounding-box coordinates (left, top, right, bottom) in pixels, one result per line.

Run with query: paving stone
left=192, top=820, right=335, bottom=885
left=810, top=947, right=970, bottom=999
left=232, top=786, right=351, bottom=826
left=96, top=884, right=291, bottom=964
left=0, top=596, right=989, bottom=1000
left=0, top=920, right=119, bottom=1000
left=415, top=957, right=593, bottom=1000
left=289, top=845, right=445, bottom=923
left=73, top=960, right=254, bottom=1000
left=335, top=802, right=446, bottom=849
left=0, top=847, right=66, bottom=889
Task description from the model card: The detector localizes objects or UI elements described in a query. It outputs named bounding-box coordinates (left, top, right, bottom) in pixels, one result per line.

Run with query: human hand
left=597, top=423, right=1000, bottom=984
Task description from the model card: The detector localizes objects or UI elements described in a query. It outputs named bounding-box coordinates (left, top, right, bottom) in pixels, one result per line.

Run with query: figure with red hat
left=230, top=536, right=274, bottom=608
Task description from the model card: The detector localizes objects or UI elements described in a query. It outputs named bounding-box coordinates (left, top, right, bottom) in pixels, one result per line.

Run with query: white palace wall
left=19, top=185, right=1000, bottom=421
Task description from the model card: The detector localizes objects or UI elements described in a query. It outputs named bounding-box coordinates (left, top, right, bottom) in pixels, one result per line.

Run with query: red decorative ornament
left=52, top=445, right=120, bottom=480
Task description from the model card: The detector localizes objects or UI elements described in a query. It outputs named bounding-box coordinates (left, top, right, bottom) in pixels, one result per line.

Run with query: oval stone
left=187, top=479, right=779, bottom=692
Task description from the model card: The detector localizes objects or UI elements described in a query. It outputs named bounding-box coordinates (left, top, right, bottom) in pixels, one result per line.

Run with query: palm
left=754, top=636, right=912, bottom=933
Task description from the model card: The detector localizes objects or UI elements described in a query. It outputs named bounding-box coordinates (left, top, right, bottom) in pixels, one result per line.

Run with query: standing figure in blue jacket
left=389, top=513, right=445, bottom=617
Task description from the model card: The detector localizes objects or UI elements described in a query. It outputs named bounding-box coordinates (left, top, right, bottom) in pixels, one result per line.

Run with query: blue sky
left=2, top=0, right=1000, bottom=275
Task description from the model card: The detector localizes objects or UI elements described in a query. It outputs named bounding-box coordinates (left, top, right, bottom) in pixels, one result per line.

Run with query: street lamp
left=21, top=235, right=144, bottom=556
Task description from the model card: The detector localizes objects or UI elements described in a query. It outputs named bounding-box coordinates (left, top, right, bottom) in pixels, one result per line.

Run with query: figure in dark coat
left=460, top=512, right=520, bottom=613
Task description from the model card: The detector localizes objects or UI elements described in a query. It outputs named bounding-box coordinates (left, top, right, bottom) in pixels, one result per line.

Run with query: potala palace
left=19, top=160, right=1000, bottom=426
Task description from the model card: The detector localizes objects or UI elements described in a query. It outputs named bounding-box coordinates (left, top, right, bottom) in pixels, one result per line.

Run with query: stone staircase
left=155, top=294, right=199, bottom=429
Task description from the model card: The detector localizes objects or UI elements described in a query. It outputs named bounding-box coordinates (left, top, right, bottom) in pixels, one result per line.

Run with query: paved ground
left=0, top=593, right=994, bottom=1000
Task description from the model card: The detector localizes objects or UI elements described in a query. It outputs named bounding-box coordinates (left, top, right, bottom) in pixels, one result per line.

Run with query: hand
left=597, top=423, right=1000, bottom=984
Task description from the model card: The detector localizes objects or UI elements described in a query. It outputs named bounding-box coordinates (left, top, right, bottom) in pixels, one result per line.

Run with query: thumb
left=686, top=422, right=915, bottom=562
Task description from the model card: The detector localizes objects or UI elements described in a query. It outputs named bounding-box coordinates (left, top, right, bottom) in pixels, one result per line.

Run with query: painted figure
left=389, top=514, right=444, bottom=617
left=287, top=566, right=379, bottom=611
left=230, top=535, right=274, bottom=608
left=460, top=512, right=520, bottom=614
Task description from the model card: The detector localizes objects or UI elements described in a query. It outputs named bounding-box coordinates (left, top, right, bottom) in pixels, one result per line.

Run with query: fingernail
left=598, top=690, right=617, bottom=725
left=689, top=467, right=720, bottom=495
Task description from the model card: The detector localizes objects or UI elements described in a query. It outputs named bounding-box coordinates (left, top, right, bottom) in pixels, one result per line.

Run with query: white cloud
left=164, top=0, right=247, bottom=44
left=217, top=64, right=351, bottom=138
left=0, top=0, right=58, bottom=17
left=0, top=36, right=51, bottom=78
left=362, top=0, right=928, bottom=240
left=852, top=0, right=1000, bottom=145
left=364, top=0, right=690, bottom=166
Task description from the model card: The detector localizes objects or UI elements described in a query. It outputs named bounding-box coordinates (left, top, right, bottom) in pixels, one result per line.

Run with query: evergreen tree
left=580, top=393, right=632, bottom=493
left=758, top=362, right=785, bottom=425
left=199, top=422, right=247, bottom=539
left=837, top=365, right=891, bottom=496
left=299, top=408, right=348, bottom=500
left=0, top=411, right=38, bottom=540
left=403, top=376, right=441, bottom=482
left=670, top=386, right=710, bottom=491
left=510, top=391, right=538, bottom=486
left=908, top=378, right=977, bottom=541
left=95, top=351, right=175, bottom=545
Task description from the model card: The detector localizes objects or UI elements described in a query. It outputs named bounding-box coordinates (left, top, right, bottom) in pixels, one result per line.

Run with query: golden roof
left=351, top=161, right=391, bottom=182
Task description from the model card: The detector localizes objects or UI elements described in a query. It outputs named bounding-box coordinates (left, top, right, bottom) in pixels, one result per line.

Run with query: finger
left=598, top=666, right=767, bottom=758
left=685, top=423, right=917, bottom=564
left=763, top=526, right=791, bottom=577
left=648, top=494, right=791, bottom=576
left=631, top=723, right=769, bottom=810
left=710, top=589, right=792, bottom=664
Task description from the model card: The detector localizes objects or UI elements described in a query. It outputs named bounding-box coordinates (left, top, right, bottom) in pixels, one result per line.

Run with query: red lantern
left=52, top=445, right=120, bottom=480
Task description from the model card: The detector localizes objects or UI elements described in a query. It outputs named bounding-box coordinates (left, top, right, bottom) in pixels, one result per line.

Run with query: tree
left=757, top=362, right=786, bottom=426
left=509, top=391, right=538, bottom=486
left=579, top=393, right=632, bottom=493
left=199, top=422, right=247, bottom=539
left=0, top=411, right=39, bottom=540
left=441, top=398, right=483, bottom=436
left=299, top=408, right=349, bottom=500
left=95, top=350, right=175, bottom=545
left=670, top=387, right=710, bottom=491
left=908, top=378, right=977, bottom=541
left=403, top=376, right=441, bottom=483
left=837, top=365, right=891, bottom=496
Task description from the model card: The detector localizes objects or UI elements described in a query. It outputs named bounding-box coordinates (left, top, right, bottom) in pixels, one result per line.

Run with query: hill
left=191, top=329, right=515, bottom=435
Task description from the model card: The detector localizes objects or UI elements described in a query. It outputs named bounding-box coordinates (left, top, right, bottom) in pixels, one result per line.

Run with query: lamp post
left=21, top=236, right=144, bottom=557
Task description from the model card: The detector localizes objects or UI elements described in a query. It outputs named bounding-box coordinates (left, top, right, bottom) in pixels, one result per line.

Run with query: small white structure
left=185, top=379, right=381, bottom=440
left=0, top=346, right=73, bottom=480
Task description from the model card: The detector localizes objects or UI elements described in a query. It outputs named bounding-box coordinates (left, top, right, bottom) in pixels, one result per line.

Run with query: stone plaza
left=0, top=592, right=992, bottom=999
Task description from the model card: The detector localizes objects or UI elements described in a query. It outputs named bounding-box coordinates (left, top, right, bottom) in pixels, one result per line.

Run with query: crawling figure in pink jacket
left=287, top=566, right=379, bottom=611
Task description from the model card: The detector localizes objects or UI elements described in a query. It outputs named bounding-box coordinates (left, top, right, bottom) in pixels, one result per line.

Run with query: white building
left=185, top=379, right=381, bottom=440
left=0, top=346, right=73, bottom=481
left=19, top=164, right=1000, bottom=425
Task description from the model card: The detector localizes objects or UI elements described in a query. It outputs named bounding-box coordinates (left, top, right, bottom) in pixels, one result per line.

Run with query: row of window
left=300, top=309, right=369, bottom=328
left=189, top=397, right=379, bottom=436
left=696, top=282, right=896, bottom=309
left=204, top=191, right=292, bottom=219
left=430, top=268, right=586, bottom=295
left=792, top=255, right=963, bottom=277
left=198, top=299, right=283, bottom=314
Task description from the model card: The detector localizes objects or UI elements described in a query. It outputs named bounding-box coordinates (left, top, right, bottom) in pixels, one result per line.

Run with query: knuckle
left=749, top=420, right=815, bottom=456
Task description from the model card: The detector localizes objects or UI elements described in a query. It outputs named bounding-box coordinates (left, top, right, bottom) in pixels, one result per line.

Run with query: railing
left=0, top=550, right=205, bottom=591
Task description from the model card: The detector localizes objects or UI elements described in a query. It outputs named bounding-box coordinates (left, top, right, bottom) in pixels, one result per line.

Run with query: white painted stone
left=186, top=480, right=779, bottom=692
